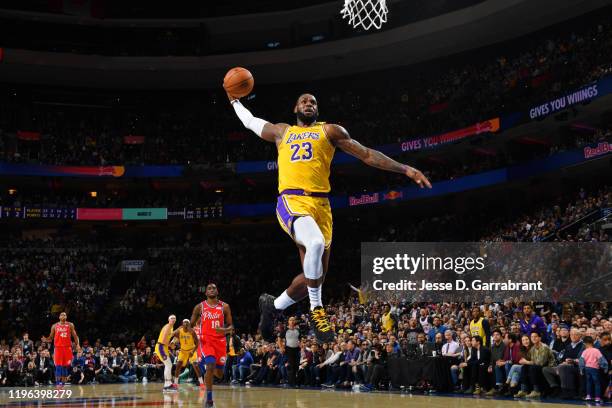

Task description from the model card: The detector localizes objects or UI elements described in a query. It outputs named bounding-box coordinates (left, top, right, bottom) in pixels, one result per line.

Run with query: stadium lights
left=8, top=188, right=17, bottom=195
left=89, top=191, right=97, bottom=198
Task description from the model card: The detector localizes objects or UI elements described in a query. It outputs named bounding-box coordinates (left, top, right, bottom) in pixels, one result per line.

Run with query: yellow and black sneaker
left=309, top=306, right=335, bottom=343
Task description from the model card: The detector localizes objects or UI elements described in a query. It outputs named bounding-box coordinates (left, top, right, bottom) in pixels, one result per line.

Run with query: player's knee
left=307, top=234, right=325, bottom=257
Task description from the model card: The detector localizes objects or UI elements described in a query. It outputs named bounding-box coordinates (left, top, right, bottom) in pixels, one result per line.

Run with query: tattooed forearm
left=363, top=147, right=410, bottom=175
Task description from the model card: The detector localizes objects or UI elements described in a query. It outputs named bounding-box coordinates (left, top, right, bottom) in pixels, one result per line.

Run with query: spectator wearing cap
left=543, top=327, right=584, bottom=399
left=550, top=324, right=571, bottom=353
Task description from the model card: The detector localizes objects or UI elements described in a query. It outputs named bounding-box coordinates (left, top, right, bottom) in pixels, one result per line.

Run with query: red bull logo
left=583, top=142, right=611, bottom=159
left=349, top=193, right=379, bottom=206
left=384, top=190, right=403, bottom=201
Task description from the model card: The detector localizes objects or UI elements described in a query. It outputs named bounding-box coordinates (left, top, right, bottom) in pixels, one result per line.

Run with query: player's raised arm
left=325, top=124, right=432, bottom=188
left=215, top=303, right=234, bottom=335
left=70, top=322, right=81, bottom=352
left=190, top=303, right=201, bottom=327
left=227, top=94, right=288, bottom=144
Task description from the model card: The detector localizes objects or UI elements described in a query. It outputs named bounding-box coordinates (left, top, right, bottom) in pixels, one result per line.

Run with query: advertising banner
left=76, top=208, right=123, bottom=221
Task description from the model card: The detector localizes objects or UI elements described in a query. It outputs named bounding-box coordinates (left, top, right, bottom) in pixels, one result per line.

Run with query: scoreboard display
left=0, top=207, right=76, bottom=219
left=1, top=206, right=223, bottom=221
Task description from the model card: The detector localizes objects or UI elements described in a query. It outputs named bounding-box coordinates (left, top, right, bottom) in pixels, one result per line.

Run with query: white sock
left=163, top=359, right=172, bottom=386
left=308, top=285, right=323, bottom=310
left=198, top=377, right=204, bottom=385
left=274, top=290, right=296, bottom=310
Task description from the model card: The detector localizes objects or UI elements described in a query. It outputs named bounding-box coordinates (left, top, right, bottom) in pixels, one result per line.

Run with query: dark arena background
left=0, top=0, right=611, bottom=407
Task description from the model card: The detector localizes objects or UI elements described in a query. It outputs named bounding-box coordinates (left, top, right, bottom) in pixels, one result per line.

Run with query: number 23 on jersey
left=290, top=142, right=313, bottom=162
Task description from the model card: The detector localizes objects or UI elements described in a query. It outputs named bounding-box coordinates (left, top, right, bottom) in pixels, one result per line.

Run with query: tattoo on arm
left=340, top=138, right=409, bottom=174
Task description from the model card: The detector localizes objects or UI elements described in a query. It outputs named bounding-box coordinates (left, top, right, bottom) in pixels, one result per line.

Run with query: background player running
left=170, top=319, right=205, bottom=389
left=155, top=314, right=177, bottom=392
left=190, top=283, right=233, bottom=408
left=41, top=312, right=80, bottom=386
left=228, top=92, right=431, bottom=343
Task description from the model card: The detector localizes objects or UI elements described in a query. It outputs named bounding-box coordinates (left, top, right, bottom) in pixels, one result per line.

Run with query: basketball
left=223, top=67, right=254, bottom=98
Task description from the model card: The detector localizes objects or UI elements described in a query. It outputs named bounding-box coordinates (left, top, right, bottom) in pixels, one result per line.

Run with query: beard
left=296, top=110, right=318, bottom=125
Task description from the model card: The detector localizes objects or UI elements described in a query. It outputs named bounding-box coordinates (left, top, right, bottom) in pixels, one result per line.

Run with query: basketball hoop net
left=340, top=0, right=388, bottom=30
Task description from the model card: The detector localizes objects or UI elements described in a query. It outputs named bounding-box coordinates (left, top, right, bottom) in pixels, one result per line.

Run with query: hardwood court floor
left=0, top=383, right=590, bottom=407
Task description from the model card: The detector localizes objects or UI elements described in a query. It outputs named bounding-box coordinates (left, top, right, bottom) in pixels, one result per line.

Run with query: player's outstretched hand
left=405, top=167, right=432, bottom=189
left=226, top=91, right=238, bottom=103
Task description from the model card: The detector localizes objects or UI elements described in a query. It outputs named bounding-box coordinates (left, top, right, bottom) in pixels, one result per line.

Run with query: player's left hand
left=405, top=167, right=432, bottom=189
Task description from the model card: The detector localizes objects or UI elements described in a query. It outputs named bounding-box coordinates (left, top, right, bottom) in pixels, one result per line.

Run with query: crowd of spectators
left=1, top=298, right=610, bottom=404
left=0, top=183, right=610, bottom=404
left=0, top=13, right=611, bottom=165
left=1, top=183, right=609, bottom=339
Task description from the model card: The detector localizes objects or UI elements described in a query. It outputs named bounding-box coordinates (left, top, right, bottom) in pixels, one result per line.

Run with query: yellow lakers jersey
left=178, top=327, right=196, bottom=351
left=277, top=123, right=335, bottom=193
left=470, top=318, right=488, bottom=346
left=157, top=323, right=173, bottom=345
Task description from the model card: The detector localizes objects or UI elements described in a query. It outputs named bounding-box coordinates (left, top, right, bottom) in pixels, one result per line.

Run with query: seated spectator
left=83, top=352, right=97, bottom=384
left=95, top=357, right=117, bottom=383
left=452, top=335, right=471, bottom=390
left=231, top=344, right=253, bottom=384
left=463, top=336, right=491, bottom=395
left=360, top=343, right=389, bottom=391
left=542, top=327, right=584, bottom=399
left=550, top=324, right=571, bottom=353
left=118, top=359, right=138, bottom=383
left=320, top=344, right=344, bottom=388
left=411, top=333, right=435, bottom=359
left=7, top=353, right=23, bottom=386
left=22, top=361, right=36, bottom=387
left=35, top=350, right=53, bottom=385
left=277, top=345, right=289, bottom=385
left=515, top=332, right=555, bottom=399
left=69, top=365, right=85, bottom=385
left=486, top=328, right=507, bottom=395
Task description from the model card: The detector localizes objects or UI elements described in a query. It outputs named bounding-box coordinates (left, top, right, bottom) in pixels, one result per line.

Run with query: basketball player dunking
left=229, top=93, right=431, bottom=343
left=41, top=312, right=80, bottom=386
left=190, top=283, right=233, bottom=408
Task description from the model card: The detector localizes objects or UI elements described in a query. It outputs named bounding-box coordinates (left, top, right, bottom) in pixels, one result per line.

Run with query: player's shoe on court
left=205, top=401, right=216, bottom=408
left=162, top=385, right=177, bottom=393
left=258, top=293, right=277, bottom=342
left=310, top=306, right=335, bottom=343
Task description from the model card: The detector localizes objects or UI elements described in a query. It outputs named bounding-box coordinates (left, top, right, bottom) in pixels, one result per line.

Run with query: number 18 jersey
left=200, top=300, right=225, bottom=339
left=277, top=123, right=336, bottom=194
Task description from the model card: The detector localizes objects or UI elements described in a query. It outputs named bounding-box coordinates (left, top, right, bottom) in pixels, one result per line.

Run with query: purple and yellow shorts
left=276, top=190, right=332, bottom=249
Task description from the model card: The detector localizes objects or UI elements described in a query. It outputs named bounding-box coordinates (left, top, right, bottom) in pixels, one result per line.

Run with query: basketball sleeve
left=231, top=100, right=268, bottom=137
